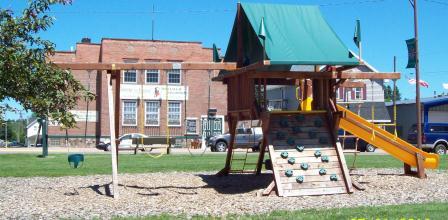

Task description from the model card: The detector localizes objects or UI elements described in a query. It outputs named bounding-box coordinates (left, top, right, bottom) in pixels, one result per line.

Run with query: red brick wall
left=49, top=38, right=228, bottom=146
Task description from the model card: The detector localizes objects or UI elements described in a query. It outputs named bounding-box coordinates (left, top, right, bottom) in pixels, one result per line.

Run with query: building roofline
left=348, top=50, right=380, bottom=73
left=76, top=42, right=101, bottom=46
left=101, top=37, right=203, bottom=45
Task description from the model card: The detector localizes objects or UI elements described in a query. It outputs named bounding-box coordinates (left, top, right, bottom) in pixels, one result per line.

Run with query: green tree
left=0, top=0, right=94, bottom=128
left=384, top=84, right=402, bottom=102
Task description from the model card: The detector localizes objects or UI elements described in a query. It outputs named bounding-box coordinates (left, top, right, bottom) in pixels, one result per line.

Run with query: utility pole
left=410, top=0, right=422, bottom=149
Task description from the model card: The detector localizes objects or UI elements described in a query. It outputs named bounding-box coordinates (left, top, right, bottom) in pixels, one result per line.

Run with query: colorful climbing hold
left=314, top=150, right=322, bottom=157
left=296, top=145, right=305, bottom=152
left=319, top=168, right=327, bottom=175
left=280, top=151, right=289, bottom=159
left=287, top=138, right=295, bottom=146
left=301, top=163, right=309, bottom=170
left=321, top=155, right=330, bottom=162
left=296, top=175, right=304, bottom=183
left=285, top=169, right=293, bottom=177
left=330, top=174, right=338, bottom=181
left=287, top=158, right=295, bottom=165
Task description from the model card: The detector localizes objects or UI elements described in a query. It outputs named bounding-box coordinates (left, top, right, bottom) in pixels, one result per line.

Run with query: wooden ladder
left=229, top=148, right=258, bottom=174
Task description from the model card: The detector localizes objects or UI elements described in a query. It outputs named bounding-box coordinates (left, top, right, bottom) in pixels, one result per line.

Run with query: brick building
left=46, top=38, right=227, bottom=147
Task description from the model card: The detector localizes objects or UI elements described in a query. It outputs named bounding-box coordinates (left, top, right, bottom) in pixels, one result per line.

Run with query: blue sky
left=2, top=0, right=448, bottom=120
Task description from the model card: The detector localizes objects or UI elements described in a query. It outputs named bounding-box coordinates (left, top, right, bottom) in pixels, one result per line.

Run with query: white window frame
left=145, top=69, right=160, bottom=84
left=185, top=117, right=198, bottom=134
left=123, top=70, right=137, bottom=84
left=167, top=101, right=182, bottom=127
left=167, top=69, right=181, bottom=85
left=145, top=101, right=160, bottom=126
left=122, top=100, right=137, bottom=126
left=354, top=87, right=362, bottom=100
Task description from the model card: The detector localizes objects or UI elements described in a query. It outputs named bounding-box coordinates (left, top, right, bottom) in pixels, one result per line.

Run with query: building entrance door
left=201, top=115, right=224, bottom=150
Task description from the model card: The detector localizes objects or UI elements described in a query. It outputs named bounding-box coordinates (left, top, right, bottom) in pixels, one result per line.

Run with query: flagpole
left=412, top=0, right=422, bottom=149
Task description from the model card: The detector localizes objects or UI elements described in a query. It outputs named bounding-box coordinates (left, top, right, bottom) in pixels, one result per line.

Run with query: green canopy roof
left=224, top=2, right=359, bottom=66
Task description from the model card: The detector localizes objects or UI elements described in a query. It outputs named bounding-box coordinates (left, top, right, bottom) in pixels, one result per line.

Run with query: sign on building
left=120, top=84, right=189, bottom=100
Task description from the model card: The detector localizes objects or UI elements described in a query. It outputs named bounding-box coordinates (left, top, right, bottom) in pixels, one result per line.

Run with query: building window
left=123, top=70, right=137, bottom=83
left=123, top=101, right=137, bottom=126
left=336, top=88, right=341, bottom=99
left=167, top=69, right=181, bottom=84
left=168, top=101, right=181, bottom=126
left=145, top=70, right=159, bottom=84
left=354, top=87, right=362, bottom=100
left=145, top=101, right=160, bottom=126
left=186, top=118, right=198, bottom=134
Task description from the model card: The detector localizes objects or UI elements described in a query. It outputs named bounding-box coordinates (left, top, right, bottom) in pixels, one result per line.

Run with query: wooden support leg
left=217, top=117, right=237, bottom=176
left=404, top=153, right=426, bottom=179
left=262, top=181, right=277, bottom=196
left=256, top=114, right=270, bottom=175
left=416, top=153, right=426, bottom=179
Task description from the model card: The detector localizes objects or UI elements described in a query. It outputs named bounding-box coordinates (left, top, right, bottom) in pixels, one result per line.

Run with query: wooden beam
left=248, top=71, right=400, bottom=79
left=53, top=62, right=236, bottom=71
left=340, top=81, right=365, bottom=88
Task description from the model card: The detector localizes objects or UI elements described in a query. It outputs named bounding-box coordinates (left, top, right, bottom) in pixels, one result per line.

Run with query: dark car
left=408, top=123, right=448, bottom=155
left=338, top=130, right=376, bottom=152
left=207, top=127, right=263, bottom=152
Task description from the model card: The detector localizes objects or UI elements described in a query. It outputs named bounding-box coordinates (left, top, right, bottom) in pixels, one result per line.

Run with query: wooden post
left=107, top=73, right=119, bottom=199
left=256, top=113, right=270, bottom=174
left=113, top=70, right=121, bottom=163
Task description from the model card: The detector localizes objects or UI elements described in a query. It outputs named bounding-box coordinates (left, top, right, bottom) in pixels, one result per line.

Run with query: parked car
left=96, top=133, right=149, bottom=151
left=8, top=141, right=25, bottom=147
left=407, top=123, right=448, bottom=155
left=207, top=127, right=263, bottom=152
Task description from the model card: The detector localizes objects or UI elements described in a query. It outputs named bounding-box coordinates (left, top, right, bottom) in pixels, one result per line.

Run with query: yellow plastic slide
left=337, top=105, right=439, bottom=169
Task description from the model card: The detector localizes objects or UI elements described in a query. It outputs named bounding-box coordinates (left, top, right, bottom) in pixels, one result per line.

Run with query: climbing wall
left=267, top=112, right=352, bottom=197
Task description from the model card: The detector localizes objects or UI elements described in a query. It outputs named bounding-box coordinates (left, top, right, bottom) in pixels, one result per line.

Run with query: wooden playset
left=214, top=2, right=440, bottom=197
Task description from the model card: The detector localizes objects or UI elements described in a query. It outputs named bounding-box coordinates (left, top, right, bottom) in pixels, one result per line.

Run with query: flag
left=212, top=43, right=221, bottom=63
left=406, top=38, right=416, bottom=68
left=353, top=19, right=361, bottom=48
left=443, top=83, right=448, bottom=90
left=258, top=17, right=266, bottom=39
left=408, top=78, right=429, bottom=88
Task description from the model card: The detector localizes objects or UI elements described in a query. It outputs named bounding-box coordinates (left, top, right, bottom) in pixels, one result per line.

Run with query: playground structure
left=214, top=2, right=440, bottom=196
left=51, top=2, right=441, bottom=198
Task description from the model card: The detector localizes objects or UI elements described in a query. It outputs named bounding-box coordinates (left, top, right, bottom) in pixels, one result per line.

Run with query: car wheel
left=366, top=144, right=376, bottom=152
left=105, top=144, right=111, bottom=151
left=215, top=141, right=227, bottom=152
left=434, top=144, right=447, bottom=155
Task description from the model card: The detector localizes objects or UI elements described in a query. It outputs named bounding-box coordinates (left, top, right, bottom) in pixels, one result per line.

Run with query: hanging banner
left=406, top=38, right=416, bottom=68
left=120, top=84, right=189, bottom=100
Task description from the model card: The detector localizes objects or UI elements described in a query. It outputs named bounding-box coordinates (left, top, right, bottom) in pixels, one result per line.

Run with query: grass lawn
left=0, top=153, right=446, bottom=177
left=115, top=202, right=448, bottom=220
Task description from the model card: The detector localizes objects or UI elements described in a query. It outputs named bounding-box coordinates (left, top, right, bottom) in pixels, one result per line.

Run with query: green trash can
left=68, top=154, right=84, bottom=169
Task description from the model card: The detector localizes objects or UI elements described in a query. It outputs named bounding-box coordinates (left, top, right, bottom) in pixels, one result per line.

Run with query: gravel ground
left=0, top=169, right=447, bottom=219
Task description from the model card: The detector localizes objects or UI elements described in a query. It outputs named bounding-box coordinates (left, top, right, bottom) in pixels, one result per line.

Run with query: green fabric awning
left=224, top=2, right=359, bottom=66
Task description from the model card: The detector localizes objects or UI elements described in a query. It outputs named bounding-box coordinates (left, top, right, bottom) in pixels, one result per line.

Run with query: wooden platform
left=266, top=112, right=353, bottom=197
